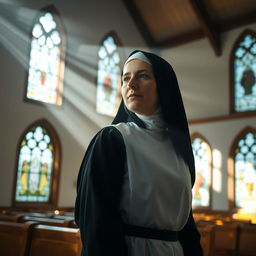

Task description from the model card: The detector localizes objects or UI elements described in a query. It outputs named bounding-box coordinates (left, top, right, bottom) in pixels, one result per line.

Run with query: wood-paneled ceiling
left=123, top=0, right=256, bottom=56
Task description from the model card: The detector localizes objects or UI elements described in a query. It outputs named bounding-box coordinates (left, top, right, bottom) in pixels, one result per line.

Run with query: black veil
left=112, top=50, right=195, bottom=186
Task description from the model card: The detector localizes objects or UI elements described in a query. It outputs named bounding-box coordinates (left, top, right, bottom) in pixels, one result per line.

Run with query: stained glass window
left=234, top=130, right=256, bottom=209
left=26, top=8, right=65, bottom=105
left=15, top=125, right=54, bottom=202
left=96, top=35, right=122, bottom=116
left=232, top=30, right=256, bottom=112
left=192, top=136, right=212, bottom=207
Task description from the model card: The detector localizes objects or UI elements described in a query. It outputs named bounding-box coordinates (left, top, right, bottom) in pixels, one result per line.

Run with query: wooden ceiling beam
left=122, top=0, right=157, bottom=47
left=188, top=0, right=221, bottom=56
left=220, top=11, right=256, bottom=32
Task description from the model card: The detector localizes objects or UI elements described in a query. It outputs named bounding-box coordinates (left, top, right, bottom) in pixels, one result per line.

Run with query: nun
left=75, top=50, right=203, bottom=256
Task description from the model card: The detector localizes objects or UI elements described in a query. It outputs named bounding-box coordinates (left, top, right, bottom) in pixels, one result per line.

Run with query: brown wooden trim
left=188, top=0, right=221, bottom=56
left=0, top=206, right=74, bottom=213
left=23, top=5, right=67, bottom=108
left=191, top=133, right=213, bottom=210
left=229, top=29, right=256, bottom=114
left=122, top=0, right=156, bottom=47
left=189, top=111, right=256, bottom=125
left=12, top=119, right=62, bottom=209
left=220, top=12, right=256, bottom=33
left=228, top=126, right=256, bottom=211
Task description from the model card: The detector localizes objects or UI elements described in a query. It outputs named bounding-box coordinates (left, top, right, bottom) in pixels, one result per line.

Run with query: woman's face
left=121, top=59, right=158, bottom=116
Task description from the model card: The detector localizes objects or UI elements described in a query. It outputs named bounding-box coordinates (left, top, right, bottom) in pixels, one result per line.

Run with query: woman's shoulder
left=89, top=125, right=125, bottom=148
left=111, top=122, right=138, bottom=135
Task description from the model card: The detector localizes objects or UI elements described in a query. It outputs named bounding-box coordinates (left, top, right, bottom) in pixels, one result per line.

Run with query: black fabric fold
left=75, top=126, right=128, bottom=256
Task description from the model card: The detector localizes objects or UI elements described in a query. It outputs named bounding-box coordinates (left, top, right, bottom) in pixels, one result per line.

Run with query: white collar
left=135, top=108, right=166, bottom=131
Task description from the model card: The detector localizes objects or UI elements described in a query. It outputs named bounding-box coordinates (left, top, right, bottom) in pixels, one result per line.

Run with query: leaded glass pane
left=15, top=126, right=54, bottom=202
left=96, top=36, right=121, bottom=116
left=234, top=33, right=256, bottom=112
left=192, top=137, right=211, bottom=207
left=234, top=132, right=256, bottom=209
left=27, top=11, right=63, bottom=105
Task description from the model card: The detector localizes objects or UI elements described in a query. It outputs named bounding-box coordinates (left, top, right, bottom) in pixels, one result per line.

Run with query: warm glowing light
left=54, top=210, right=60, bottom=215
left=215, top=220, right=224, bottom=226
left=205, top=216, right=211, bottom=221
left=212, top=149, right=222, bottom=193
left=251, top=218, right=256, bottom=224
left=232, top=211, right=256, bottom=221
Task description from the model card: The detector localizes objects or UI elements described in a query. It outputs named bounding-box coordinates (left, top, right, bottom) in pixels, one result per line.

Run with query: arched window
left=230, top=127, right=256, bottom=210
left=26, top=5, right=66, bottom=106
left=13, top=119, right=61, bottom=207
left=230, top=29, right=256, bottom=113
left=191, top=133, right=212, bottom=208
left=96, top=32, right=122, bottom=116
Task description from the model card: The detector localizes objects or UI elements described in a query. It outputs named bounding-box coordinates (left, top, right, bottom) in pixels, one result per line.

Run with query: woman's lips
left=128, top=94, right=141, bottom=99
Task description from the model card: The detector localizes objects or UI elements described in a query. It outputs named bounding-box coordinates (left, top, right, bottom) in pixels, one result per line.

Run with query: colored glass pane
left=15, top=126, right=54, bottom=202
left=26, top=12, right=63, bottom=105
left=233, top=33, right=256, bottom=112
left=192, top=137, right=211, bottom=207
left=234, top=132, right=256, bottom=209
left=96, top=36, right=121, bottom=116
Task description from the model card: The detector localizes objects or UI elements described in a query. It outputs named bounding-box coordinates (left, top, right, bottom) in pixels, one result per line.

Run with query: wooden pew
left=11, top=211, right=54, bottom=218
left=197, top=224, right=214, bottom=256
left=211, top=223, right=239, bottom=256
left=52, top=215, right=78, bottom=228
left=19, top=216, right=73, bottom=227
left=28, top=224, right=82, bottom=256
left=0, top=220, right=37, bottom=256
left=238, top=224, right=256, bottom=256
left=0, top=213, right=23, bottom=222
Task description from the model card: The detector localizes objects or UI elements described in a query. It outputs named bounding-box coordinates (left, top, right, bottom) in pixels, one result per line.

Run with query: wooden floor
left=0, top=210, right=256, bottom=256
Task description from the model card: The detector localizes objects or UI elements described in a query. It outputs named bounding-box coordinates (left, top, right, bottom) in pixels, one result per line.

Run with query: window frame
left=96, top=30, right=124, bottom=117
left=24, top=5, right=66, bottom=107
left=191, top=132, right=213, bottom=211
left=228, top=126, right=256, bottom=211
left=12, top=119, right=61, bottom=209
left=229, top=29, right=256, bottom=116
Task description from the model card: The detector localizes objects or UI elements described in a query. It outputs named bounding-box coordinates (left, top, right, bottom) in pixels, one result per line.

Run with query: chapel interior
left=0, top=0, right=256, bottom=255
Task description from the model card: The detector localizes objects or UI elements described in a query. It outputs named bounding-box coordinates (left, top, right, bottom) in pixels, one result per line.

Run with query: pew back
left=211, top=223, right=239, bottom=256
left=19, top=216, right=72, bottom=227
left=238, top=224, right=256, bottom=256
left=28, top=224, right=82, bottom=256
left=0, top=221, right=36, bottom=256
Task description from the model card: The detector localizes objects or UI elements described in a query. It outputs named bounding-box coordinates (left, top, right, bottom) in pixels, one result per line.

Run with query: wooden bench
left=11, top=211, right=55, bottom=217
left=238, top=224, right=256, bottom=256
left=0, top=213, right=23, bottom=222
left=19, top=216, right=73, bottom=227
left=0, top=220, right=37, bottom=256
left=28, top=224, right=82, bottom=256
left=52, top=215, right=78, bottom=228
left=211, top=223, right=239, bottom=256
left=198, top=224, right=214, bottom=256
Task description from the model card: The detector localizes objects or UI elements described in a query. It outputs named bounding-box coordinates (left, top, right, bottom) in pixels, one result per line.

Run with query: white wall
left=0, top=0, right=255, bottom=211
left=0, top=0, right=147, bottom=207
left=162, top=24, right=256, bottom=211
left=162, top=23, right=256, bottom=119
left=190, top=117, right=256, bottom=211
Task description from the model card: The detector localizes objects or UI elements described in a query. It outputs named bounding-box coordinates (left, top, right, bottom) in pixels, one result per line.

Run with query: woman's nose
left=127, top=77, right=137, bottom=89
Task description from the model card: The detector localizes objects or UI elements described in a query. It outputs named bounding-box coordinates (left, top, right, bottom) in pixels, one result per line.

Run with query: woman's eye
left=138, top=73, right=149, bottom=79
left=122, top=77, right=129, bottom=83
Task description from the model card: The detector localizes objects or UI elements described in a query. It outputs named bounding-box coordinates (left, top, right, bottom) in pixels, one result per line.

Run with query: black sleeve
left=179, top=210, right=203, bottom=256
left=75, top=126, right=127, bottom=256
